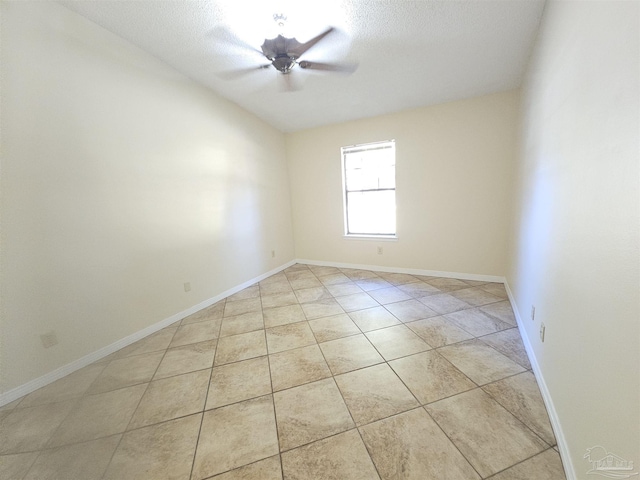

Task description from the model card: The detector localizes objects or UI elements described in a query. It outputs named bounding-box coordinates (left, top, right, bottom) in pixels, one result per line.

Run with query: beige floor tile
left=335, top=292, right=379, bottom=312
left=325, top=282, right=364, bottom=297
left=281, top=429, right=379, bottom=480
left=480, top=328, right=531, bottom=369
left=405, top=316, right=473, bottom=347
left=153, top=340, right=215, bottom=379
left=426, top=389, right=547, bottom=477
left=294, top=286, right=333, bottom=304
left=417, top=293, right=469, bottom=314
left=360, top=407, right=480, bottom=480
left=128, top=369, right=209, bottom=429
left=182, top=300, right=225, bottom=325
left=335, top=364, right=419, bottom=426
left=397, top=281, right=441, bottom=298
left=0, top=401, right=76, bottom=454
left=0, top=452, right=39, bottom=479
left=170, top=319, right=221, bottom=348
left=365, top=325, right=431, bottom=360
left=285, top=264, right=311, bottom=273
left=19, top=363, right=106, bottom=409
left=49, top=384, right=147, bottom=447
left=259, top=279, right=293, bottom=296
left=273, top=378, right=355, bottom=451
left=0, top=398, right=23, bottom=412
left=207, top=357, right=272, bottom=409
left=264, top=272, right=289, bottom=281
left=377, top=272, right=420, bottom=286
left=489, top=448, right=566, bottom=480
left=444, top=308, right=512, bottom=337
left=261, top=291, right=299, bottom=309
left=193, top=396, right=279, bottom=479
left=354, top=278, right=393, bottom=291
left=285, top=270, right=317, bottom=283
left=269, top=345, right=332, bottom=391
left=348, top=306, right=401, bottom=332
left=264, top=304, right=307, bottom=328
left=319, top=335, right=384, bottom=375
left=0, top=269, right=564, bottom=480
left=308, top=265, right=341, bottom=276
left=422, top=277, right=469, bottom=292
left=318, top=272, right=352, bottom=286
left=389, top=351, right=475, bottom=404
left=483, top=371, right=556, bottom=445
left=308, top=314, right=361, bottom=342
left=266, top=322, right=316, bottom=354
left=289, top=275, right=322, bottom=290
left=24, top=435, right=121, bottom=480
left=227, top=285, right=260, bottom=302
left=104, top=414, right=200, bottom=480
left=341, top=269, right=379, bottom=281
left=111, top=327, right=177, bottom=360
left=209, top=455, right=282, bottom=480
left=367, top=286, right=412, bottom=305
left=224, top=298, right=263, bottom=318
left=86, top=351, right=164, bottom=394
left=220, top=312, right=264, bottom=337
left=461, top=279, right=490, bottom=286
left=215, top=330, right=268, bottom=366
left=479, top=300, right=517, bottom=325
left=450, top=287, right=502, bottom=306
left=300, top=298, right=345, bottom=320
left=384, top=299, right=438, bottom=322
left=438, top=339, right=525, bottom=385
left=478, top=282, right=508, bottom=299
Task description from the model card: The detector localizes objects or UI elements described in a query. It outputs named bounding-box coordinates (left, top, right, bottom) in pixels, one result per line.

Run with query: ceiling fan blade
left=217, top=64, right=271, bottom=80
left=209, top=26, right=264, bottom=57
left=298, top=60, right=358, bottom=74
left=289, top=27, right=335, bottom=58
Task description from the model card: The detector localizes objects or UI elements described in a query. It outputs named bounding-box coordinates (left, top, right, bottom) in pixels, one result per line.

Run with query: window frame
left=341, top=140, right=397, bottom=239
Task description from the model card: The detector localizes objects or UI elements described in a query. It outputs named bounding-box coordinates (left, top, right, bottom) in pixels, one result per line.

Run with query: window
left=342, top=140, right=396, bottom=237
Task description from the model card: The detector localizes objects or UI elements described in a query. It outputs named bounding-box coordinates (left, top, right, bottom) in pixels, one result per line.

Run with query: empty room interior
left=1, top=1, right=638, bottom=479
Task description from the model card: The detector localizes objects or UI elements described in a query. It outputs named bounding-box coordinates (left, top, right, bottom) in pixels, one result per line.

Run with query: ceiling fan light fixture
left=273, top=13, right=287, bottom=29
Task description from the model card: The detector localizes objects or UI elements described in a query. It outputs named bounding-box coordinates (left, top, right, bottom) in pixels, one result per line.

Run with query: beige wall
left=286, top=91, right=518, bottom=277
left=508, top=1, right=639, bottom=477
left=0, top=1, right=294, bottom=393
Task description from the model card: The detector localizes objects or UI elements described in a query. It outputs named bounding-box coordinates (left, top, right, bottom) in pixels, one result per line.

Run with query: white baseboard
left=0, top=259, right=296, bottom=407
left=504, top=281, right=575, bottom=480
left=297, top=258, right=505, bottom=283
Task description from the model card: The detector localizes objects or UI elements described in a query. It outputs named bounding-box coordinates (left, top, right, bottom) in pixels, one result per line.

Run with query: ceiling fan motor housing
left=261, top=35, right=305, bottom=73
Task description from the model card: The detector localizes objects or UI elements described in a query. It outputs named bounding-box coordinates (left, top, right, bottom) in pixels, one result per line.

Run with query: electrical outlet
left=540, top=322, right=546, bottom=342
left=531, top=305, right=536, bottom=321
left=184, top=282, right=191, bottom=292
left=271, top=250, right=276, bottom=258
left=377, top=246, right=383, bottom=255
left=40, top=331, right=58, bottom=349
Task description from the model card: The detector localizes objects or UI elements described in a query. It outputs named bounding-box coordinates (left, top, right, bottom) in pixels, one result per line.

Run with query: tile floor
left=0, top=264, right=567, bottom=480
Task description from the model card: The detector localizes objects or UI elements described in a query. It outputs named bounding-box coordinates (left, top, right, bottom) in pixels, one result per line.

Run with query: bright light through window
left=342, top=141, right=396, bottom=236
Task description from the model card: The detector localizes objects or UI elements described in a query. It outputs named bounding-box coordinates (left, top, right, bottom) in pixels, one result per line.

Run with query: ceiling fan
left=218, top=14, right=357, bottom=86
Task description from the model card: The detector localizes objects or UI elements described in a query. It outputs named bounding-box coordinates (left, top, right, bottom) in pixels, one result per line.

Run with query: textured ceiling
left=58, top=0, right=546, bottom=132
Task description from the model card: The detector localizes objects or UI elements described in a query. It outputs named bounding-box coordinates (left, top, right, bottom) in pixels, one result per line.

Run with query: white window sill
left=343, top=234, right=398, bottom=241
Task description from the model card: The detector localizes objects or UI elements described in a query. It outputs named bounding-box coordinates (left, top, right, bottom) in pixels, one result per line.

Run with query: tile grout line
left=100, top=323, right=183, bottom=480
left=5, top=265, right=551, bottom=479
left=258, top=282, right=286, bottom=480
left=421, top=404, right=486, bottom=479
left=186, top=303, right=223, bottom=480
left=483, top=446, right=560, bottom=479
